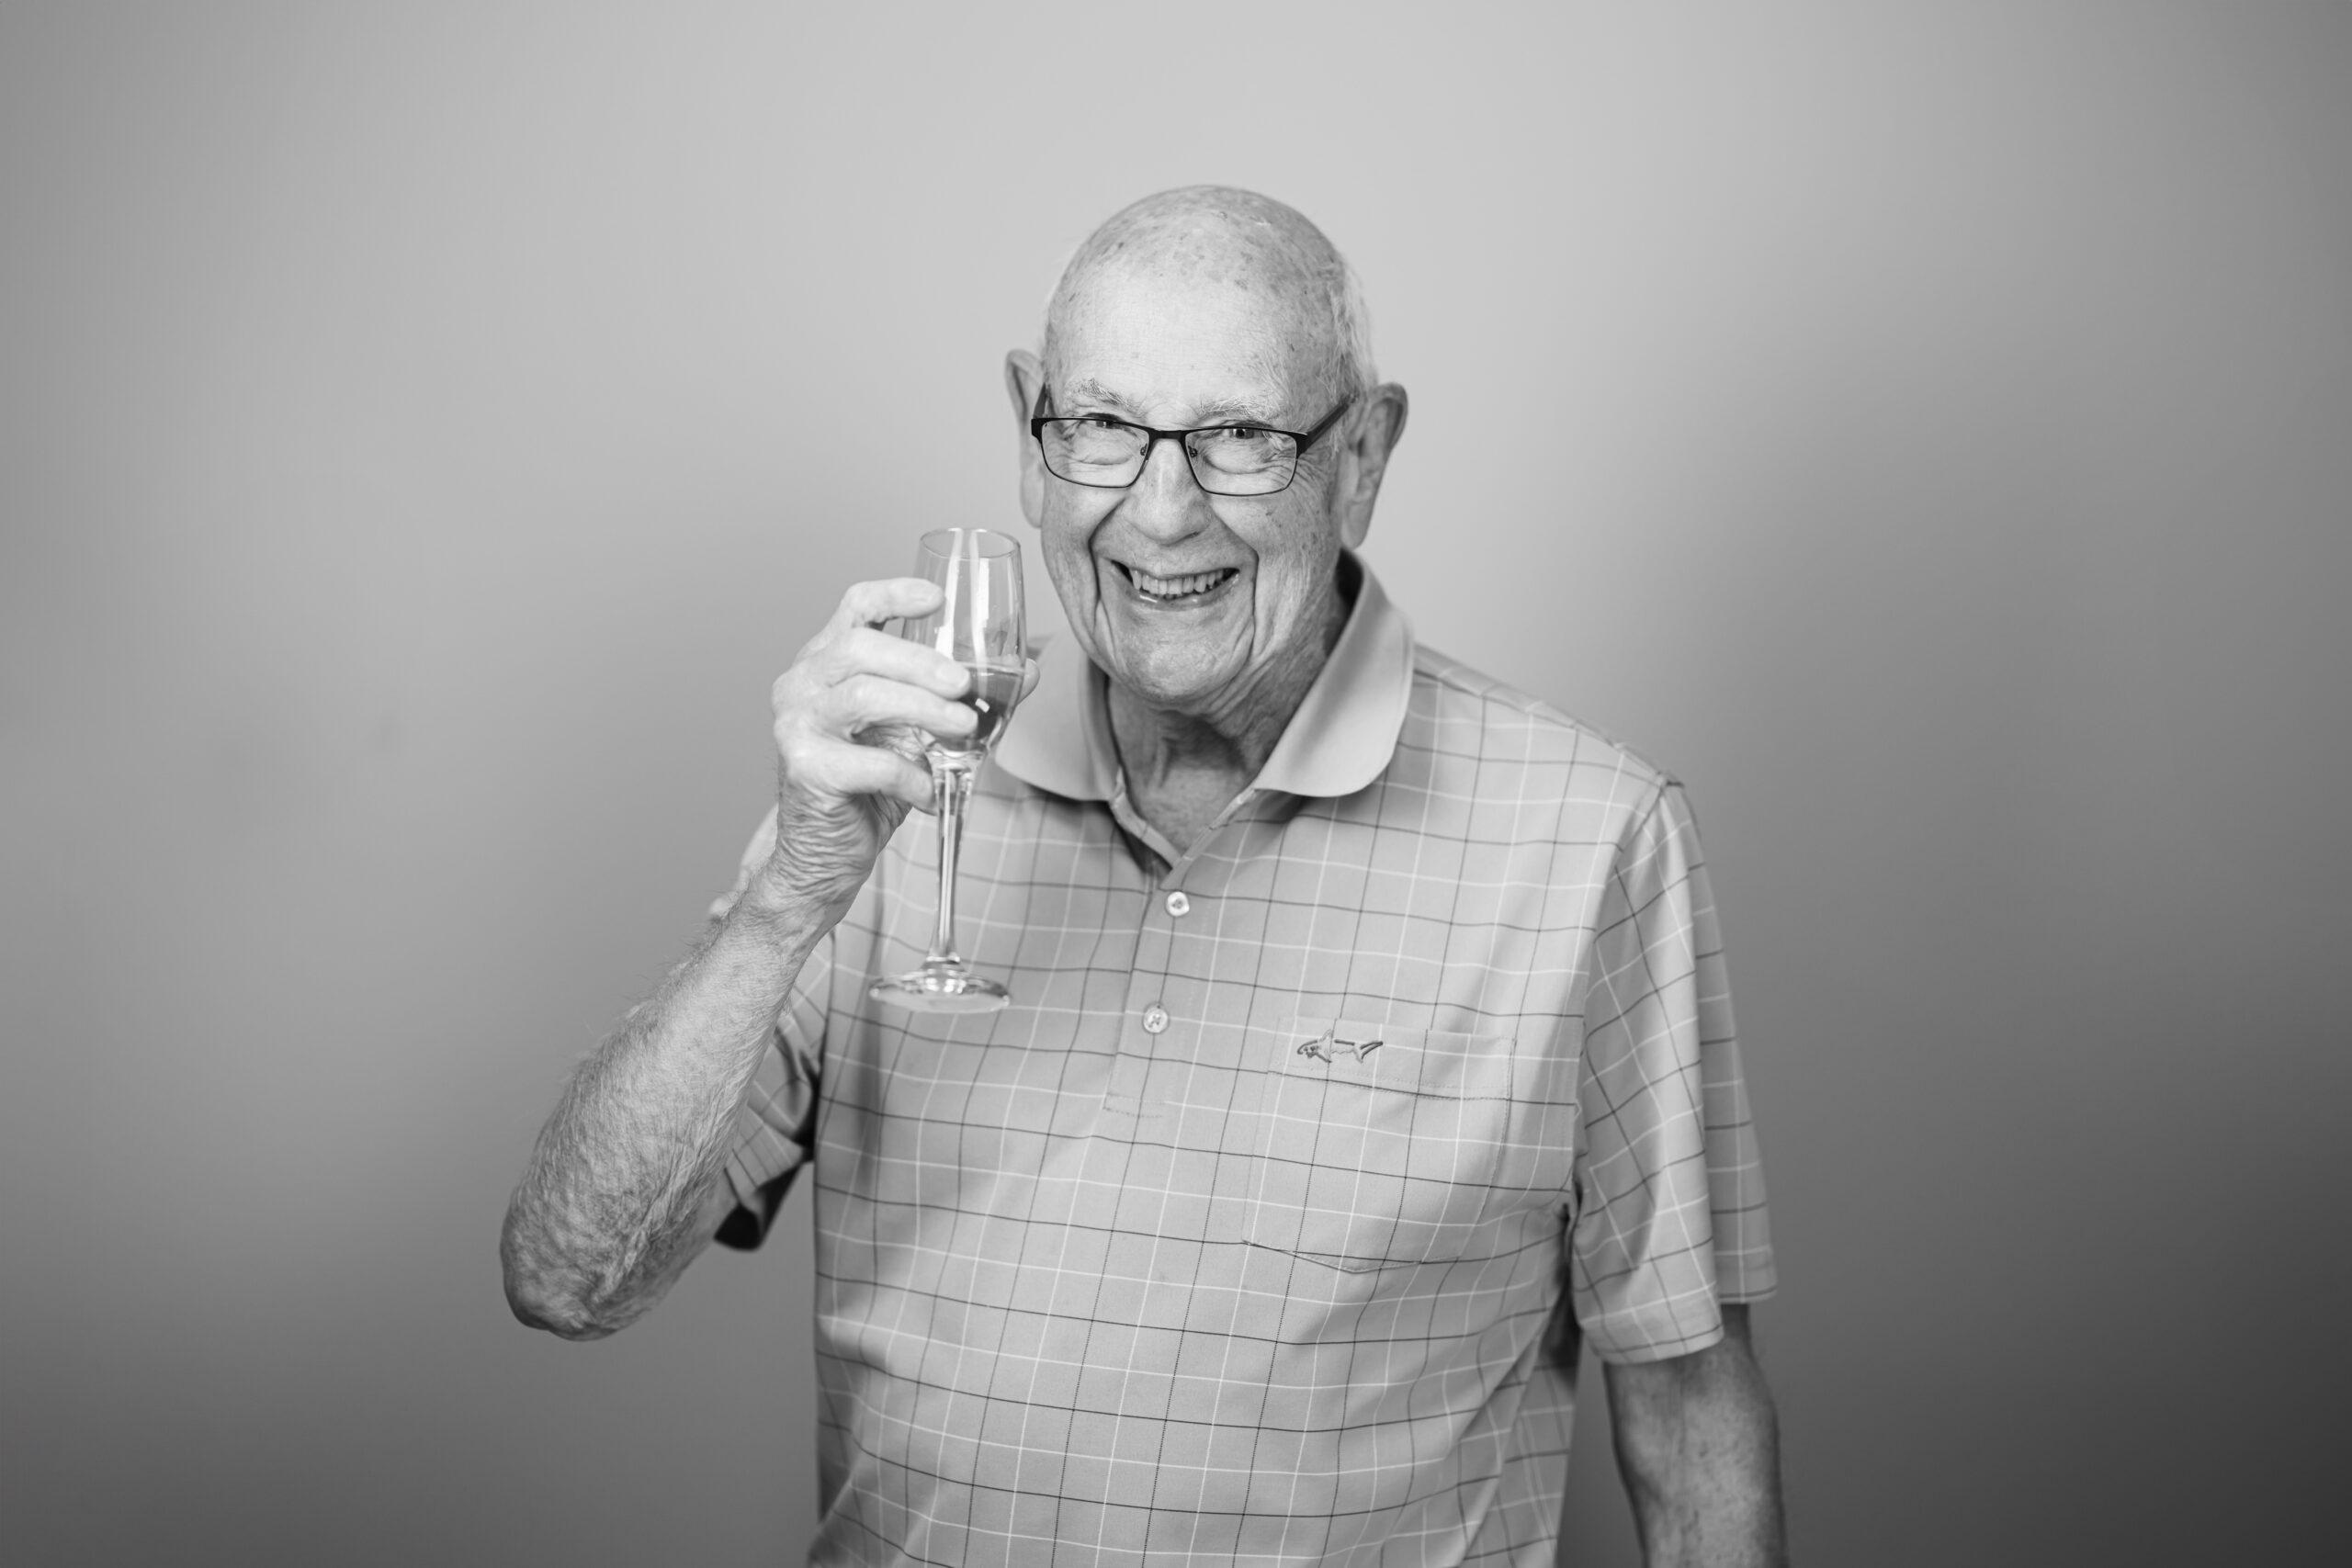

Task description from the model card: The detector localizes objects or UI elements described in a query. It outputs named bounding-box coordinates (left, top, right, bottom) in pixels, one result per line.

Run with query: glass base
left=868, top=962, right=1011, bottom=1014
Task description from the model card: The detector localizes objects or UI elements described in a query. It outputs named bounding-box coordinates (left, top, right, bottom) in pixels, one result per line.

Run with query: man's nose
left=1125, top=434, right=1210, bottom=539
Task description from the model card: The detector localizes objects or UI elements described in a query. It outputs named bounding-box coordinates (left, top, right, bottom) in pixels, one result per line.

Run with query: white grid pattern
left=712, top=644, right=1773, bottom=1566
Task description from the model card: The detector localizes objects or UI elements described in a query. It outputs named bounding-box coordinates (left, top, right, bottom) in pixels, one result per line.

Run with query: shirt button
left=1141, top=1004, right=1170, bottom=1034
left=1164, top=891, right=1191, bottom=918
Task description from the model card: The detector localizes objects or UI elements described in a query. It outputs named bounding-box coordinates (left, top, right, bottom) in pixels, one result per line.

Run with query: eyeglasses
left=1029, top=390, right=1354, bottom=497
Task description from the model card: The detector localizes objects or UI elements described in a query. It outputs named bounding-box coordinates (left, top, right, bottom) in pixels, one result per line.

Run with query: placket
left=1096, top=784, right=1261, bottom=1135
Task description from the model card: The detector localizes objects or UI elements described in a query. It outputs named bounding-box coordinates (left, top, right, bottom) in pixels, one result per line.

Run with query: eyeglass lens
left=1037, top=419, right=1296, bottom=496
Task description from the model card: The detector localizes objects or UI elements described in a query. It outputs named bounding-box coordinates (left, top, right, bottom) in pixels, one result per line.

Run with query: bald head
left=1043, top=186, right=1375, bottom=407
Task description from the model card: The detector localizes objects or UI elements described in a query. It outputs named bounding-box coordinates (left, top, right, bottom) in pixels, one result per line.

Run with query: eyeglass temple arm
left=1292, top=394, right=1355, bottom=452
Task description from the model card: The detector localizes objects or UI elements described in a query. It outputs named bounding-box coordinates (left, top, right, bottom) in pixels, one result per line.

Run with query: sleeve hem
left=712, top=1157, right=794, bottom=1251
left=1588, top=1319, right=1727, bottom=1366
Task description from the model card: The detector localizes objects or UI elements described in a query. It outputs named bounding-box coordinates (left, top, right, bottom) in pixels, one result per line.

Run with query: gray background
left=5, top=3, right=2347, bottom=1564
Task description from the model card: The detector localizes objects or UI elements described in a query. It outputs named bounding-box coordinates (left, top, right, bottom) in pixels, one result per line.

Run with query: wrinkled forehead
left=1045, top=264, right=1325, bottom=421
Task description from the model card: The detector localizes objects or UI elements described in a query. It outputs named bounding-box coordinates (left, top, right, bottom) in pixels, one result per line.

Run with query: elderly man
left=504, top=186, right=1785, bottom=1565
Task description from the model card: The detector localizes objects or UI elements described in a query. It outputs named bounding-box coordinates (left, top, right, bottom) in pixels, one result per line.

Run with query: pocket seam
left=1245, top=1021, right=1520, bottom=1274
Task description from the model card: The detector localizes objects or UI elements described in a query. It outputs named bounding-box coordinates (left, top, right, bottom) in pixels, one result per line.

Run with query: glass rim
left=915, top=526, right=1021, bottom=559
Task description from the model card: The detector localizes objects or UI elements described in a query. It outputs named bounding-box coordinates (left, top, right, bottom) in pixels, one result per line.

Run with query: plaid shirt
left=710, top=558, right=1774, bottom=1565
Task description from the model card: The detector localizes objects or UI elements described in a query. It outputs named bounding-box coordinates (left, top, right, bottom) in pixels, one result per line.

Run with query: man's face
left=1027, top=265, right=1352, bottom=723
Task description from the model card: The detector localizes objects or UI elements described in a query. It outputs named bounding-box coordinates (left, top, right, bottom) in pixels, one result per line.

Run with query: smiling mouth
left=1119, top=565, right=1239, bottom=604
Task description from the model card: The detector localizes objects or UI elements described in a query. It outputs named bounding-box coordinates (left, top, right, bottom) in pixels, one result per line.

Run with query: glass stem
left=927, top=755, right=974, bottom=966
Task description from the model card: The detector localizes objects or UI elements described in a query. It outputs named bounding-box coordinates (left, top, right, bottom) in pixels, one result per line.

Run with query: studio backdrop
left=4, top=4, right=2347, bottom=1565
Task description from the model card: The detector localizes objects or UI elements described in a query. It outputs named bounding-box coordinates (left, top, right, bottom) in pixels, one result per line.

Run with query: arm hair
left=499, top=884, right=830, bottom=1338
left=1606, top=1304, right=1789, bottom=1567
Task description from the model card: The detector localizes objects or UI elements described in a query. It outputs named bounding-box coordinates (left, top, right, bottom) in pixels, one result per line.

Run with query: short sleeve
left=1569, top=782, right=1777, bottom=1363
left=706, top=807, right=831, bottom=1250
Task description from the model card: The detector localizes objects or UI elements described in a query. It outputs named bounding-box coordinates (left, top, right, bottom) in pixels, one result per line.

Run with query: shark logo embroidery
left=1295, top=1027, right=1386, bottom=1064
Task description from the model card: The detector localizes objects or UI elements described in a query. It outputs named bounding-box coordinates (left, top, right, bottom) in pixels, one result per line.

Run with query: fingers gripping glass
left=1030, top=391, right=1354, bottom=497
left=868, top=528, right=1027, bottom=1015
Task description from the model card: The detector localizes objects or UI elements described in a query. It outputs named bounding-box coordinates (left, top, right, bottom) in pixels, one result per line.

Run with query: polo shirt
left=708, top=556, right=1775, bottom=1566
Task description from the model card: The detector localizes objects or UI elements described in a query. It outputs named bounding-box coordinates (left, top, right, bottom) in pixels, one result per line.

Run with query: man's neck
left=1105, top=564, right=1354, bottom=855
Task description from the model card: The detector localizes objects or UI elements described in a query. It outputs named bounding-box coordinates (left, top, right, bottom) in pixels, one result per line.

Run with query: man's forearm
left=1606, top=1307, right=1788, bottom=1567
left=500, top=878, right=831, bottom=1338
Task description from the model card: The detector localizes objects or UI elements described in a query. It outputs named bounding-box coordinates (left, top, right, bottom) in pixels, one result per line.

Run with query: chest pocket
left=1244, top=1021, right=1520, bottom=1275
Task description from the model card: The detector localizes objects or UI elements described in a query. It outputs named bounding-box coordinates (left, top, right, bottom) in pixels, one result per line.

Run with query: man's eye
left=1083, top=416, right=1125, bottom=432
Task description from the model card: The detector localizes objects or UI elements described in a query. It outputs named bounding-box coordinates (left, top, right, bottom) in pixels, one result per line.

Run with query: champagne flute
left=867, top=527, right=1026, bottom=1014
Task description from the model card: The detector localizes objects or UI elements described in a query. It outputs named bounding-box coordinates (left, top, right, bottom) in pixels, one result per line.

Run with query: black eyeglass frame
left=1028, top=389, right=1356, bottom=497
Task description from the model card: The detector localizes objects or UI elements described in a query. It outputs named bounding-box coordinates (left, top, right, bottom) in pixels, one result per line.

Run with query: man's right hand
left=753, top=577, right=981, bottom=913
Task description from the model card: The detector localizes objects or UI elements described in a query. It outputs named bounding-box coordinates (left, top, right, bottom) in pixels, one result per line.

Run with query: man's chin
left=1092, top=646, right=1238, bottom=718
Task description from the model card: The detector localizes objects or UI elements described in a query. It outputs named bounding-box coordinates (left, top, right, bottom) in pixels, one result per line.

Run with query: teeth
left=1133, top=569, right=1232, bottom=599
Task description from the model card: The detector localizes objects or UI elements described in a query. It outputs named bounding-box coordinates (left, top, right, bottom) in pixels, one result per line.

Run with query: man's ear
left=1005, top=350, right=1046, bottom=529
left=1334, top=381, right=1408, bottom=551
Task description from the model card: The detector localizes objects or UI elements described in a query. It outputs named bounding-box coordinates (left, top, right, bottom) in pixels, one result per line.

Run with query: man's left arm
left=1605, top=1303, right=1787, bottom=1568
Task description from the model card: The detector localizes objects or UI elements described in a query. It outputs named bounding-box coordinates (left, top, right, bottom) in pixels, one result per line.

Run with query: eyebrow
left=1058, top=378, right=1284, bottom=425
left=1057, top=378, right=1135, bottom=413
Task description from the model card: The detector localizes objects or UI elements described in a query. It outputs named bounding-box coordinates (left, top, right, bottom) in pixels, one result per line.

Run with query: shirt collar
left=993, top=551, right=1416, bottom=804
